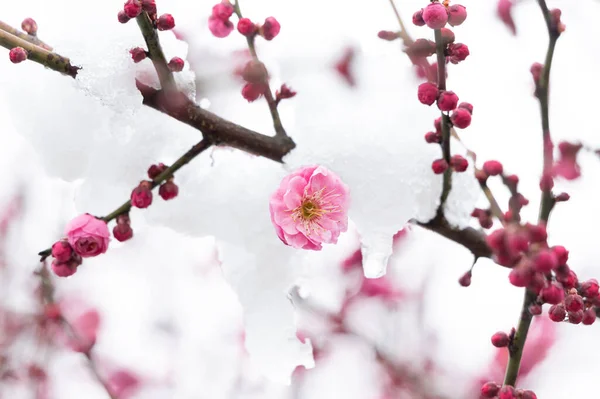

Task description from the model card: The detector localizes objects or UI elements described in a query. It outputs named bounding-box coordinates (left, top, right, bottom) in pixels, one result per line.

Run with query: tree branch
left=0, top=28, right=79, bottom=77
left=233, top=0, right=289, bottom=138
left=503, top=0, right=561, bottom=388
left=135, top=12, right=176, bottom=91
left=38, top=139, right=213, bottom=260
left=0, top=20, right=52, bottom=50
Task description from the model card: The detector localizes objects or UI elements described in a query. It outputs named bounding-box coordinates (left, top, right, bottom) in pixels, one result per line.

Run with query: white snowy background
left=1, top=0, right=600, bottom=397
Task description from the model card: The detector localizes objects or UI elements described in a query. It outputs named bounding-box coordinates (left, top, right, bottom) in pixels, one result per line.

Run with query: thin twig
left=0, top=29, right=78, bottom=77
left=38, top=139, right=213, bottom=260
left=433, top=29, right=452, bottom=210
left=503, top=0, right=561, bottom=388
left=0, top=20, right=52, bottom=50
left=135, top=12, right=176, bottom=91
left=233, top=0, right=288, bottom=138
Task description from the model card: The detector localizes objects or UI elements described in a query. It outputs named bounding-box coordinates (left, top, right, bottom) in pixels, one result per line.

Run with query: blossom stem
left=0, top=20, right=52, bottom=50
left=387, top=0, right=414, bottom=45
left=38, top=139, right=213, bottom=260
left=135, top=12, right=176, bottom=91
left=233, top=0, right=288, bottom=139
left=503, top=0, right=560, bottom=387
left=0, top=28, right=78, bottom=77
left=433, top=28, right=452, bottom=208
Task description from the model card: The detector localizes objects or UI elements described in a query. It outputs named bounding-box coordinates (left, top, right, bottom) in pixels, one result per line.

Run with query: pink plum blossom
left=65, top=213, right=110, bottom=258
left=269, top=165, right=349, bottom=250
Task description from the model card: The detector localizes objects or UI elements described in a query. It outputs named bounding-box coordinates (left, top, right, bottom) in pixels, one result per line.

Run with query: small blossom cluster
left=50, top=214, right=110, bottom=277
left=240, top=60, right=268, bottom=102
left=417, top=83, right=472, bottom=129
left=118, top=0, right=175, bottom=31
left=481, top=381, right=537, bottom=399
left=486, top=221, right=598, bottom=325
left=425, top=106, right=472, bottom=175
left=131, top=163, right=179, bottom=210
left=208, top=1, right=280, bottom=41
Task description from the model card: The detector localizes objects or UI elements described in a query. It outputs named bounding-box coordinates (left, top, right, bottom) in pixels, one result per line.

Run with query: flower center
left=301, top=200, right=320, bottom=220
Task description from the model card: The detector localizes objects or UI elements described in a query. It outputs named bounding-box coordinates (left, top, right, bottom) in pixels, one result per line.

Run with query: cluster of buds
left=417, top=83, right=472, bottom=129
left=130, top=162, right=179, bottom=210
left=486, top=222, right=598, bottom=325
left=240, top=60, right=268, bottom=102
left=49, top=214, right=110, bottom=277
left=208, top=1, right=280, bottom=41
left=481, top=381, right=537, bottom=399
left=118, top=0, right=174, bottom=31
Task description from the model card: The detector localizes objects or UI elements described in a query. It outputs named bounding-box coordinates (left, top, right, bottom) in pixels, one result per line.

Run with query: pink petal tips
left=269, top=165, right=350, bottom=250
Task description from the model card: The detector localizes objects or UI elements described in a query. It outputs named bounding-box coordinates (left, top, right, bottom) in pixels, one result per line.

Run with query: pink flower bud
left=159, top=180, right=179, bottom=200
left=581, top=279, right=599, bottom=298
left=553, top=193, right=569, bottom=204
left=530, top=62, right=543, bottom=84
left=565, top=293, right=584, bottom=313
left=261, top=17, right=281, bottom=41
left=508, top=265, right=533, bottom=287
left=417, top=82, right=439, bottom=106
left=440, top=28, right=455, bottom=45
left=450, top=154, right=468, bottom=172
left=458, top=102, right=473, bottom=114
left=118, top=10, right=131, bottom=24
left=209, top=15, right=234, bottom=38
left=141, top=0, right=156, bottom=14
left=238, top=18, right=257, bottom=36
left=131, top=181, right=153, bottom=209
left=65, top=214, right=110, bottom=258
left=437, top=90, right=459, bottom=111
left=448, top=43, right=470, bottom=64
left=241, top=82, right=265, bottom=102
left=475, top=169, right=488, bottom=184
left=557, top=268, right=578, bottom=290
left=541, top=283, right=564, bottom=305
left=533, top=250, right=558, bottom=273
left=528, top=303, right=542, bottom=315
left=52, top=240, right=73, bottom=263
left=568, top=309, right=583, bottom=324
left=123, top=0, right=142, bottom=19
left=551, top=245, right=568, bottom=265
left=582, top=308, right=596, bottom=325
left=450, top=108, right=471, bottom=128
left=168, top=57, right=185, bottom=72
left=526, top=223, right=547, bottom=243
left=51, top=259, right=78, bottom=277
left=422, top=3, right=448, bottom=29
left=113, top=223, right=133, bottom=242
left=412, top=9, right=426, bottom=26
left=434, top=117, right=442, bottom=133
left=447, top=5, right=467, bottom=27
left=481, top=382, right=500, bottom=398
left=431, top=158, right=448, bottom=174
left=548, top=303, right=566, bottom=322
left=275, top=84, right=297, bottom=101
left=497, top=0, right=516, bottom=35
left=406, top=39, right=436, bottom=57
left=425, top=131, right=442, bottom=143
left=129, top=47, right=147, bottom=63
left=483, top=160, right=503, bottom=176
left=378, top=30, right=399, bottom=41
left=458, top=270, right=472, bottom=287
left=9, top=47, right=27, bottom=63
left=157, top=13, right=175, bottom=31
left=147, top=163, right=167, bottom=179
left=242, top=60, right=269, bottom=84
left=550, top=8, right=565, bottom=33
left=498, top=386, right=516, bottom=399
left=491, top=331, right=509, bottom=347
left=21, top=18, right=38, bottom=36
left=212, top=3, right=234, bottom=20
